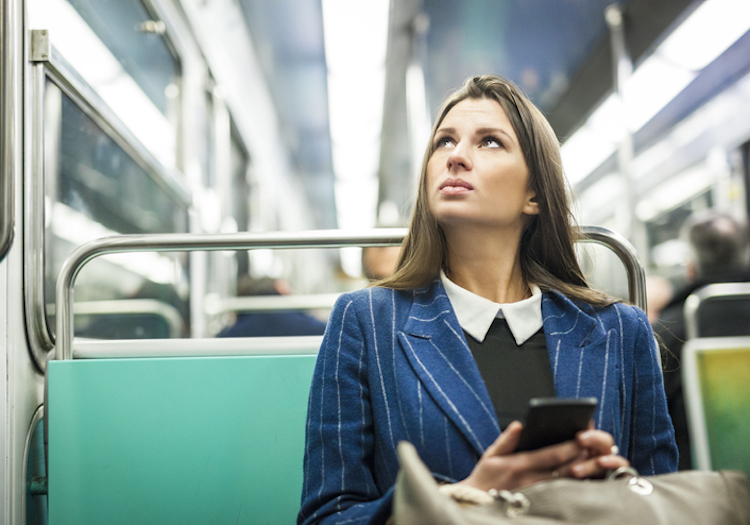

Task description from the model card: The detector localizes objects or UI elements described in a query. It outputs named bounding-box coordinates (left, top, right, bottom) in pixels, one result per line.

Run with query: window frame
left=24, top=41, right=191, bottom=371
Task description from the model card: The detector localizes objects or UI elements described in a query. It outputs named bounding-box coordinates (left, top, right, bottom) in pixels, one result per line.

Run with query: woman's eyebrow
left=475, top=127, right=516, bottom=144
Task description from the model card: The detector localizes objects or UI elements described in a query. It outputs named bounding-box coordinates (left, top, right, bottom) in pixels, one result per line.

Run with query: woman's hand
left=457, top=421, right=589, bottom=492
left=563, top=425, right=630, bottom=479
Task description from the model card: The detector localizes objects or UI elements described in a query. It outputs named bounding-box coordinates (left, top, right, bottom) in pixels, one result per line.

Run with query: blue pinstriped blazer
left=299, top=279, right=678, bottom=525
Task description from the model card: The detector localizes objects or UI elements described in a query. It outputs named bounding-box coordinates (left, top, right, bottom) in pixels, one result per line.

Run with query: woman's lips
left=439, top=178, right=474, bottom=195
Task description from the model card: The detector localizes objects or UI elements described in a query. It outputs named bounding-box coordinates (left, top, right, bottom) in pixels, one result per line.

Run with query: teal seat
left=47, top=354, right=316, bottom=525
left=683, top=337, right=750, bottom=479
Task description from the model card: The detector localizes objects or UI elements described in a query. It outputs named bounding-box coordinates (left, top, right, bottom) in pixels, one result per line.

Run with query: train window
left=647, top=191, right=713, bottom=278
left=28, top=0, right=180, bottom=170
left=41, top=80, right=190, bottom=341
left=57, top=0, right=178, bottom=118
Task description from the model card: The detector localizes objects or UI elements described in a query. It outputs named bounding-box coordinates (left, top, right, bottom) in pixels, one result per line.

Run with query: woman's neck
left=443, top=224, right=529, bottom=304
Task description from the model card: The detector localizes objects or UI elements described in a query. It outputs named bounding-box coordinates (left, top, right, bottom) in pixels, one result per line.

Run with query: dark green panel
left=48, top=355, right=316, bottom=524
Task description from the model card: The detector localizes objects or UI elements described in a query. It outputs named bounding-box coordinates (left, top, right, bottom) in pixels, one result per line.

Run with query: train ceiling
left=237, top=0, right=697, bottom=230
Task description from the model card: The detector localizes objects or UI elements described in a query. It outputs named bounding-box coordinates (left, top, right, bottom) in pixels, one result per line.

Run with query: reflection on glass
left=65, top=0, right=178, bottom=117
left=45, top=82, right=190, bottom=339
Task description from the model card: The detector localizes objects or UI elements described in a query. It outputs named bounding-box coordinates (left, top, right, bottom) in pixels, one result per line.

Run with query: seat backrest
left=682, top=336, right=750, bottom=478
left=46, top=226, right=646, bottom=524
left=684, top=282, right=750, bottom=339
left=48, top=352, right=317, bottom=525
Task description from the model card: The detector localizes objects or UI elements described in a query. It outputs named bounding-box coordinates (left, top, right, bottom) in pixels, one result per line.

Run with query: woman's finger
left=576, top=429, right=615, bottom=457
left=596, top=454, right=630, bottom=471
left=525, top=440, right=585, bottom=471
left=569, top=452, right=630, bottom=478
left=484, top=421, right=523, bottom=456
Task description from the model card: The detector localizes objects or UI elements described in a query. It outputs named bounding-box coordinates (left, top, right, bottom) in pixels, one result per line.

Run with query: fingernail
left=579, top=430, right=595, bottom=441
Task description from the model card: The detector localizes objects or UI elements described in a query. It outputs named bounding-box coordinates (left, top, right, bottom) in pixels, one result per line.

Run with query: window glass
left=44, top=82, right=190, bottom=339
left=29, top=0, right=179, bottom=169
left=65, top=0, right=178, bottom=117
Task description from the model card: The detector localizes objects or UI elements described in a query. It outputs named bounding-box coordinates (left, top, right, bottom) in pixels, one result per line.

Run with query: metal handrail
left=55, top=229, right=406, bottom=360
left=684, top=282, right=750, bottom=340
left=578, top=225, right=646, bottom=311
left=54, top=226, right=645, bottom=361
left=0, top=0, right=21, bottom=262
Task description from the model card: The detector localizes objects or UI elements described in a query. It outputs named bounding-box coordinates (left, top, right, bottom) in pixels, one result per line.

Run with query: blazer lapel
left=542, top=292, right=613, bottom=411
left=398, top=281, right=500, bottom=456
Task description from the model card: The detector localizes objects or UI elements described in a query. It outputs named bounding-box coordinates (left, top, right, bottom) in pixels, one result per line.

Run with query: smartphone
left=515, top=397, right=598, bottom=452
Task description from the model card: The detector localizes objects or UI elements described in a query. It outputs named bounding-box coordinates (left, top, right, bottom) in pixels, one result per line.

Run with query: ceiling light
left=659, top=0, right=750, bottom=71
left=562, top=0, right=750, bottom=186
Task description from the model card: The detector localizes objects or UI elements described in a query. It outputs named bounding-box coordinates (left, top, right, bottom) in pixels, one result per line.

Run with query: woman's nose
left=446, top=141, right=472, bottom=171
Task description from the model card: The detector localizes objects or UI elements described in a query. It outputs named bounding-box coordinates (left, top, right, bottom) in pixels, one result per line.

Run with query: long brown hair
left=378, top=74, right=614, bottom=306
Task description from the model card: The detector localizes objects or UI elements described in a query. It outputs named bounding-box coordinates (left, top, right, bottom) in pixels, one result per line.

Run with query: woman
left=298, top=75, right=677, bottom=525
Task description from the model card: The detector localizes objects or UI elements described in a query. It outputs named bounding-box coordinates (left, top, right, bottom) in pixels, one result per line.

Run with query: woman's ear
left=524, top=192, right=540, bottom=216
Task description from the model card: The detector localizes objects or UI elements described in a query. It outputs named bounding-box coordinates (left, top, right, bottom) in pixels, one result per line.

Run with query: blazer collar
left=404, top=284, right=604, bottom=349
left=541, top=290, right=603, bottom=349
left=400, top=279, right=501, bottom=456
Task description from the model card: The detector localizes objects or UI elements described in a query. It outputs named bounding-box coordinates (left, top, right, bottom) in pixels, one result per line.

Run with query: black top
left=464, top=317, right=554, bottom=430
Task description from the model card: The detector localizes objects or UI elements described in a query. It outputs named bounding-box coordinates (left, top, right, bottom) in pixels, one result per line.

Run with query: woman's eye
left=481, top=137, right=502, bottom=148
left=435, top=137, right=455, bottom=149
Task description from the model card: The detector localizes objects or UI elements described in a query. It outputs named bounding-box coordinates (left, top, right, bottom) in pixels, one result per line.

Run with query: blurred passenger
left=646, top=274, right=674, bottom=325
left=361, top=245, right=402, bottom=281
left=299, top=74, right=676, bottom=525
left=217, top=276, right=326, bottom=338
left=654, top=210, right=750, bottom=470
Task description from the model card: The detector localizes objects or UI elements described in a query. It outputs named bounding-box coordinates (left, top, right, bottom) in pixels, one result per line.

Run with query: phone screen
left=515, top=397, right=598, bottom=452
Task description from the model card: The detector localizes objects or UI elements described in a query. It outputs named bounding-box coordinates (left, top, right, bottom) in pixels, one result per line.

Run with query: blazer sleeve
left=627, top=305, right=679, bottom=474
left=298, top=294, right=393, bottom=525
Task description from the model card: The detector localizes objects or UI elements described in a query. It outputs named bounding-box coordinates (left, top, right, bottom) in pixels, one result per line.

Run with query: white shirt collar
left=440, top=270, right=543, bottom=346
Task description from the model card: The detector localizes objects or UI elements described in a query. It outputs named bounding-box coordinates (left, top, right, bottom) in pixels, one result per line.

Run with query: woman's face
left=426, top=97, right=538, bottom=233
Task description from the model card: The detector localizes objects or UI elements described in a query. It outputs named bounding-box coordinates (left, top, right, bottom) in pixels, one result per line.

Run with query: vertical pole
left=605, top=4, right=649, bottom=267
left=0, top=0, right=18, bottom=262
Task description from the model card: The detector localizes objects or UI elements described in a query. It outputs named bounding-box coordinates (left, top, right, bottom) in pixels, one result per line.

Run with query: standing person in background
left=217, top=276, right=326, bottom=337
left=299, top=74, right=677, bottom=525
left=654, top=210, right=750, bottom=470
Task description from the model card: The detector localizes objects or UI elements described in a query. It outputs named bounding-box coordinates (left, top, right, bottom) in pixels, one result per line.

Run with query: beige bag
left=393, top=441, right=750, bottom=525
